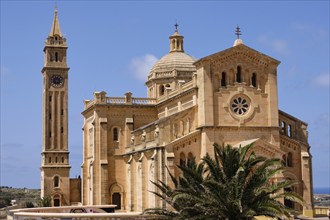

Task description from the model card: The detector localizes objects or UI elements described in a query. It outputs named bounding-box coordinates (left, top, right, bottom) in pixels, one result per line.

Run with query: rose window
left=231, top=96, right=249, bottom=115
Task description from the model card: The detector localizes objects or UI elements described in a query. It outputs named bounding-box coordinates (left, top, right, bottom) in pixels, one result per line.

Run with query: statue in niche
left=154, top=125, right=159, bottom=138
left=142, top=130, right=146, bottom=142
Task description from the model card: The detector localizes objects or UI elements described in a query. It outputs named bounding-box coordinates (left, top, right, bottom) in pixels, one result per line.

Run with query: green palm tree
left=144, top=143, right=303, bottom=220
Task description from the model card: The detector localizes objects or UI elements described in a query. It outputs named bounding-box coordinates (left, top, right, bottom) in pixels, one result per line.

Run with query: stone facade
left=80, top=27, right=314, bottom=216
left=40, top=9, right=314, bottom=217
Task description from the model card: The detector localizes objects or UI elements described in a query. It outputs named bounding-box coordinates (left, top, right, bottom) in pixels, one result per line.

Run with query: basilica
left=40, top=9, right=314, bottom=217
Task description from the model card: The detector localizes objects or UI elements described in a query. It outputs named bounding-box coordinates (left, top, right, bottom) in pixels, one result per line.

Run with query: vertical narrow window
left=281, top=121, right=286, bottom=135
left=287, top=152, right=293, bottom=167
left=55, top=52, right=58, bottom=62
left=252, top=73, right=257, bottom=87
left=288, top=125, right=293, bottom=137
left=179, top=152, right=186, bottom=166
left=61, top=109, right=64, bottom=115
left=236, top=66, right=242, bottom=83
left=48, top=157, right=52, bottom=163
left=61, top=157, right=64, bottom=163
left=187, top=152, right=194, bottom=165
left=49, top=96, right=52, bottom=102
left=221, top=72, right=227, bottom=87
left=55, top=157, right=58, bottom=163
left=113, top=128, right=118, bottom=142
left=160, top=85, right=165, bottom=96
left=54, top=176, right=59, bottom=187
left=61, top=127, right=64, bottom=133
left=49, top=113, right=52, bottom=120
left=49, top=132, right=51, bottom=138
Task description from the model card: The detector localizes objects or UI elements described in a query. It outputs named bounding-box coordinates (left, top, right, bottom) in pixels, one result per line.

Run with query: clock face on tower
left=50, top=75, right=64, bottom=87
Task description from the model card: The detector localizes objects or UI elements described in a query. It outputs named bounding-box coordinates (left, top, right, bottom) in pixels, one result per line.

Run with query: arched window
left=187, top=152, right=194, bottom=165
left=288, top=124, right=293, bottom=137
left=113, top=128, right=118, bottom=142
left=160, top=85, right=165, bottom=96
left=54, top=176, right=59, bottom=188
left=281, top=121, right=286, bottom=134
left=236, top=66, right=242, bottom=83
left=287, top=152, right=293, bottom=167
left=251, top=73, right=257, bottom=87
left=221, top=72, right=227, bottom=87
left=55, top=52, right=58, bottom=62
left=179, top=152, right=186, bottom=166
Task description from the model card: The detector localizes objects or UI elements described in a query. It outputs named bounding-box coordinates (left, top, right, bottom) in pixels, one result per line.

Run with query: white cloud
left=257, top=35, right=288, bottom=55
left=313, top=72, right=330, bottom=87
left=129, top=54, right=158, bottom=81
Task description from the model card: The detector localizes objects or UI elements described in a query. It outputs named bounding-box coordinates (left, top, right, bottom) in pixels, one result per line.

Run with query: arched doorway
left=112, top=193, right=121, bottom=210
left=53, top=195, right=60, bottom=207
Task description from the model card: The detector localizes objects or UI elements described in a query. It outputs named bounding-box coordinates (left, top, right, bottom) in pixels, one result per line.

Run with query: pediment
left=233, top=138, right=284, bottom=159
left=194, top=44, right=280, bottom=69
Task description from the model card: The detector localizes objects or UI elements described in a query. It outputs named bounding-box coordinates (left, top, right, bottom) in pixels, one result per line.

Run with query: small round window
left=231, top=96, right=249, bottom=115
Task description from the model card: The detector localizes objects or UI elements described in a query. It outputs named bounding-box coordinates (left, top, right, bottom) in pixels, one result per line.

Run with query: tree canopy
left=144, top=143, right=303, bottom=220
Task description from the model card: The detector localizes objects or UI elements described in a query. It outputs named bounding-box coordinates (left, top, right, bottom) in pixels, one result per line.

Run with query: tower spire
left=169, top=22, right=184, bottom=52
left=49, top=6, right=62, bottom=37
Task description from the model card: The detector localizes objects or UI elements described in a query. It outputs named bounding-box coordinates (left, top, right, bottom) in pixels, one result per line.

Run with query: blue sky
left=1, top=1, right=329, bottom=189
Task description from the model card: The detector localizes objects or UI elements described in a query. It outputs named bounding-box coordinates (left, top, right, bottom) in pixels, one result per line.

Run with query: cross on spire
left=235, top=25, right=242, bottom=39
left=174, top=22, right=179, bottom=32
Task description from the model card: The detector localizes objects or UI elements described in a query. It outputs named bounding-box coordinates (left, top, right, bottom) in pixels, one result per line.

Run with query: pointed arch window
left=236, top=66, right=242, bottom=83
left=251, top=73, right=257, bottom=87
left=113, top=127, right=119, bottom=142
left=54, top=176, right=59, bottom=188
left=221, top=72, right=227, bottom=87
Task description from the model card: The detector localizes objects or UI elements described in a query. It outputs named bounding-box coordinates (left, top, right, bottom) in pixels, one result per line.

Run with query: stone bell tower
left=40, top=7, right=71, bottom=206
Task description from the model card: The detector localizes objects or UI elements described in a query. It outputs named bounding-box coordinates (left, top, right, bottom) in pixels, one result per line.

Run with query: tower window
left=160, top=85, right=165, bottom=96
left=49, top=132, right=51, bottom=138
left=61, top=157, right=64, bottom=163
left=55, top=157, right=58, bottom=163
left=61, top=127, right=64, bottom=133
left=113, top=128, right=118, bottom=142
left=61, top=109, right=64, bottom=115
left=54, top=176, right=59, bottom=188
left=49, top=113, right=51, bottom=120
left=252, top=73, right=257, bottom=87
left=49, top=157, right=51, bottom=163
left=236, top=66, right=242, bottom=83
left=49, top=96, right=52, bottom=102
left=55, top=52, right=58, bottom=62
left=221, top=72, right=227, bottom=87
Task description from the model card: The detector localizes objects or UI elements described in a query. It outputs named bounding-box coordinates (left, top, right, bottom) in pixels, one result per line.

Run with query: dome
left=150, top=51, right=196, bottom=74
